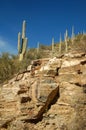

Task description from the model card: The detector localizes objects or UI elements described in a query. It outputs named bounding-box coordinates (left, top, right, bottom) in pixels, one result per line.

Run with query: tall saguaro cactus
left=52, top=37, right=54, bottom=57
left=65, top=29, right=68, bottom=53
left=59, top=33, right=62, bottom=54
left=18, top=20, right=28, bottom=61
left=52, top=37, right=54, bottom=51
left=71, top=26, right=75, bottom=44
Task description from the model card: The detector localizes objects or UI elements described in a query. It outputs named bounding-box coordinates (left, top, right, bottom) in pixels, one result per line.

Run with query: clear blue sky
left=0, top=0, right=86, bottom=54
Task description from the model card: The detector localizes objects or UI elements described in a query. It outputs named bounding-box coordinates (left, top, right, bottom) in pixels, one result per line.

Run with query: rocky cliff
left=0, top=50, right=86, bottom=130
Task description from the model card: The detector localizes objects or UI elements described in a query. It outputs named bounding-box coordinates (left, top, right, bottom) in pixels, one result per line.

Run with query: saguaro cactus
left=52, top=37, right=54, bottom=57
left=18, top=20, right=28, bottom=61
left=59, top=33, right=62, bottom=54
left=52, top=37, right=54, bottom=51
left=71, top=26, right=75, bottom=44
left=65, top=29, right=68, bottom=53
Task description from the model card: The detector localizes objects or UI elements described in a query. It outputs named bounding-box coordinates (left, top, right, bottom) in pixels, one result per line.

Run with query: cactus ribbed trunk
left=71, top=26, right=75, bottom=44
left=19, top=53, right=24, bottom=61
left=65, top=30, right=68, bottom=53
left=18, top=32, right=21, bottom=53
left=59, top=34, right=62, bottom=54
left=22, top=20, right=26, bottom=39
left=52, top=38, right=54, bottom=52
left=37, top=42, right=39, bottom=54
left=52, top=37, right=54, bottom=57
left=17, top=20, right=28, bottom=61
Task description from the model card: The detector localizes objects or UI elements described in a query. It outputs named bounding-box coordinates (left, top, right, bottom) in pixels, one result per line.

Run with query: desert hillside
left=0, top=34, right=86, bottom=130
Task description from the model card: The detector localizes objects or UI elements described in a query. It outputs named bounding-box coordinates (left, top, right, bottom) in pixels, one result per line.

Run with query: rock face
left=0, top=51, right=86, bottom=130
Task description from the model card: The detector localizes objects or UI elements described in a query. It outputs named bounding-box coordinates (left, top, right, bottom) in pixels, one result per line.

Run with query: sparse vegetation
left=0, top=33, right=86, bottom=84
left=0, top=53, right=16, bottom=83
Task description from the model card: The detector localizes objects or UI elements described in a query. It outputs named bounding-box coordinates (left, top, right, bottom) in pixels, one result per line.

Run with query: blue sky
left=0, top=0, right=86, bottom=54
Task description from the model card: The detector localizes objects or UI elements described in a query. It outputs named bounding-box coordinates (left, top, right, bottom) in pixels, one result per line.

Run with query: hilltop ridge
left=0, top=45, right=86, bottom=130
left=0, top=33, right=86, bottom=85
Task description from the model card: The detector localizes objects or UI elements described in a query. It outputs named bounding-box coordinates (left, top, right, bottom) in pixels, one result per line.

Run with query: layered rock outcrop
left=0, top=51, right=86, bottom=130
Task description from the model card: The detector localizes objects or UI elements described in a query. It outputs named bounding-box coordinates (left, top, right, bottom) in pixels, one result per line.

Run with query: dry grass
left=0, top=34, right=86, bottom=84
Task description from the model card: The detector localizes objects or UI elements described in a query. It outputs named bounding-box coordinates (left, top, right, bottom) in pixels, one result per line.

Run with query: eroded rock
left=0, top=51, right=86, bottom=130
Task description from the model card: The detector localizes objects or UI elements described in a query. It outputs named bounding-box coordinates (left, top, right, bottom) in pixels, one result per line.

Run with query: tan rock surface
left=0, top=51, right=86, bottom=130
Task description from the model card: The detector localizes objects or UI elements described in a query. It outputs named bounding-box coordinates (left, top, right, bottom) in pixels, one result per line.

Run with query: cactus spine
left=65, top=29, right=68, bottom=53
left=59, top=33, right=62, bottom=54
left=18, top=20, right=28, bottom=61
